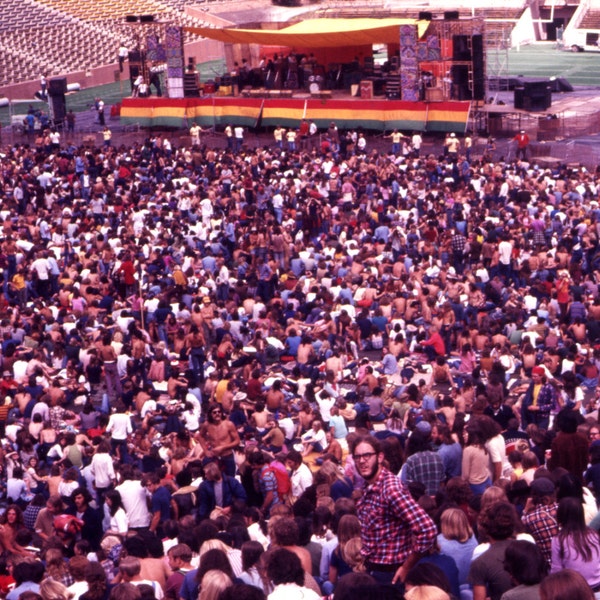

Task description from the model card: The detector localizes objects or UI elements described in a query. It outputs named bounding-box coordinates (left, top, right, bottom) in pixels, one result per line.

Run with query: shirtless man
left=325, top=350, right=344, bottom=381
left=99, top=332, right=121, bottom=401
left=198, top=403, right=240, bottom=476
left=167, top=368, right=188, bottom=399
left=266, top=380, right=285, bottom=413
left=296, top=336, right=314, bottom=367
left=48, top=380, right=66, bottom=406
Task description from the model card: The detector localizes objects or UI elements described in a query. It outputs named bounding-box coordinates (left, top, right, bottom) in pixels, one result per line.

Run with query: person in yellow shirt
left=10, top=265, right=26, bottom=307
left=102, top=127, right=112, bottom=148
left=172, top=265, right=187, bottom=293
left=274, top=125, right=286, bottom=149
left=386, top=129, right=405, bottom=155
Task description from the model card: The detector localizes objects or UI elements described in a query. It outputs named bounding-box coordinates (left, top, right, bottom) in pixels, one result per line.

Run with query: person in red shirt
left=246, top=368, right=264, bottom=403
left=298, top=119, right=309, bottom=150
left=513, top=130, right=530, bottom=160
left=117, top=252, right=136, bottom=297
left=420, top=325, right=446, bottom=362
left=0, top=372, right=18, bottom=399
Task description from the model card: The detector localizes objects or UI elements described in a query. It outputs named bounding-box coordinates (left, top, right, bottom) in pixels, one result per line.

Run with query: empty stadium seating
left=0, top=0, right=210, bottom=87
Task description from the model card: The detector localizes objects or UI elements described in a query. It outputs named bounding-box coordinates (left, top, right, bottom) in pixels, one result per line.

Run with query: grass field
left=489, top=41, right=600, bottom=87
left=0, top=58, right=227, bottom=129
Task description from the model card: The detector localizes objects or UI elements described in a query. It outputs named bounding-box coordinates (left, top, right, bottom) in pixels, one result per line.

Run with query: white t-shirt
left=110, top=507, right=129, bottom=535
left=290, top=463, right=314, bottom=498
left=498, top=240, right=512, bottom=265
left=486, top=433, right=510, bottom=478
left=269, top=584, right=320, bottom=600
left=115, top=479, right=151, bottom=528
left=90, top=452, right=115, bottom=488
left=106, top=412, right=132, bottom=440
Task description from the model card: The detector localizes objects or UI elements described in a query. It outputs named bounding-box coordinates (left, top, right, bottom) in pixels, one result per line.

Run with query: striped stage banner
left=120, top=97, right=470, bottom=133
left=426, top=101, right=472, bottom=133
left=261, top=99, right=307, bottom=128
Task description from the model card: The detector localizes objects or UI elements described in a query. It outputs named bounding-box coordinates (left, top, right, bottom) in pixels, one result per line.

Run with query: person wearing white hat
left=513, top=129, right=530, bottom=160
left=446, top=132, right=460, bottom=160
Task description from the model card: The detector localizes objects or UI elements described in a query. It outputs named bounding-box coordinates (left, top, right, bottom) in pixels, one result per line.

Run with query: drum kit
left=308, top=74, right=323, bottom=92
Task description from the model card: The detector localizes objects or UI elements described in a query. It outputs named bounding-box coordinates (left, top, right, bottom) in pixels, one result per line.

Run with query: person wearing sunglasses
left=198, top=403, right=241, bottom=477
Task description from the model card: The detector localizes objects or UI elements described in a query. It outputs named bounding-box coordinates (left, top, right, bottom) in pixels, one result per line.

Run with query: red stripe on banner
left=120, top=98, right=470, bottom=130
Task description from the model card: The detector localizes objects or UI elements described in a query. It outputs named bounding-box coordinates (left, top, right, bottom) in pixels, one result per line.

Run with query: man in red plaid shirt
left=353, top=435, right=437, bottom=589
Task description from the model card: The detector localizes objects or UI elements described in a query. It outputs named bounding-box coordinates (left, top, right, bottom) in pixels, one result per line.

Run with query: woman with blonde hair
left=437, top=508, right=477, bottom=593
left=191, top=547, right=235, bottom=600
left=341, top=537, right=364, bottom=573
left=199, top=570, right=232, bottom=600
left=40, top=579, right=73, bottom=600
left=44, top=547, right=72, bottom=586
left=317, top=460, right=353, bottom=501
left=199, top=539, right=230, bottom=558
left=480, top=485, right=508, bottom=511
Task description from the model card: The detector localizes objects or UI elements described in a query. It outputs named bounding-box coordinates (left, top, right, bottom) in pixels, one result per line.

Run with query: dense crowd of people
left=0, top=121, right=598, bottom=600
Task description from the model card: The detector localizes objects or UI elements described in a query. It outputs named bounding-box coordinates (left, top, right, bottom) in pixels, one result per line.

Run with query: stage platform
left=120, top=94, right=471, bottom=132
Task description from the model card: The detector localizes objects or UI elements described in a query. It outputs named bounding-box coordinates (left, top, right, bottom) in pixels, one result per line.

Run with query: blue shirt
left=151, top=485, right=172, bottom=521
left=285, top=335, right=301, bottom=357
left=329, top=414, right=348, bottom=439
left=437, top=442, right=463, bottom=479
left=8, top=583, right=40, bottom=600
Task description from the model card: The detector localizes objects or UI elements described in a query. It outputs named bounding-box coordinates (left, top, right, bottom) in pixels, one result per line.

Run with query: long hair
left=336, top=515, right=361, bottom=548
left=539, top=569, right=594, bottom=600
left=199, top=570, right=232, bottom=600
left=44, top=548, right=69, bottom=579
left=556, top=497, right=600, bottom=563
left=83, top=562, right=108, bottom=600
left=439, top=508, right=473, bottom=543
left=241, top=541, right=264, bottom=573
left=1, top=504, right=24, bottom=528
left=105, top=490, right=124, bottom=517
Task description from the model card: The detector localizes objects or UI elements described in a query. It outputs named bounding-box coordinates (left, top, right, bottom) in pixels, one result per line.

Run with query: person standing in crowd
left=551, top=497, right=600, bottom=591
left=66, top=110, right=76, bottom=134
left=352, top=435, right=436, bottom=588
left=118, top=43, right=128, bottom=72
left=234, top=125, right=244, bottom=152
left=522, top=477, right=559, bottom=566
left=198, top=403, right=241, bottom=477
left=513, top=130, right=530, bottom=160
left=521, top=366, right=555, bottom=430
left=96, top=98, right=105, bottom=126
left=144, top=472, right=172, bottom=540
left=102, top=127, right=112, bottom=148
left=468, top=501, right=519, bottom=600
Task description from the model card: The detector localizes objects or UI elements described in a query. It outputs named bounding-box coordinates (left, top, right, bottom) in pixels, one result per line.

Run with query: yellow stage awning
left=185, top=18, right=430, bottom=48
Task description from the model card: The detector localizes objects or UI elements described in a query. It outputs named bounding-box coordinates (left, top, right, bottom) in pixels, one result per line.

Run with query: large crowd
left=0, top=121, right=597, bottom=600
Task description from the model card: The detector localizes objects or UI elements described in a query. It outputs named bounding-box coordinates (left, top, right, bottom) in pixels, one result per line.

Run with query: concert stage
left=120, top=95, right=471, bottom=133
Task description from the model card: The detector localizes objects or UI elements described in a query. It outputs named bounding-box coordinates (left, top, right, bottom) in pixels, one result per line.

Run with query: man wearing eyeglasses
left=198, top=402, right=241, bottom=477
left=352, top=435, right=436, bottom=590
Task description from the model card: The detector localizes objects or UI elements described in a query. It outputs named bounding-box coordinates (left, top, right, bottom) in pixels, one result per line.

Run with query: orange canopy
left=185, top=17, right=429, bottom=48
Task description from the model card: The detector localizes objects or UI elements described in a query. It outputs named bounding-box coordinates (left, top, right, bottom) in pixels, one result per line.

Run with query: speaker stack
left=471, top=34, right=485, bottom=101
left=47, top=77, right=67, bottom=125
left=450, top=34, right=485, bottom=101
left=128, top=50, right=143, bottom=84
left=514, top=80, right=552, bottom=111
